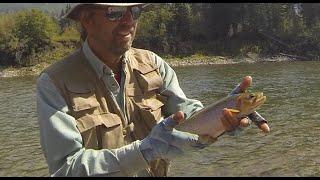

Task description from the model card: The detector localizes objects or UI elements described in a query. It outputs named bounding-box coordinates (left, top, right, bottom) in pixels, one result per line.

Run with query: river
left=0, top=60, right=319, bottom=176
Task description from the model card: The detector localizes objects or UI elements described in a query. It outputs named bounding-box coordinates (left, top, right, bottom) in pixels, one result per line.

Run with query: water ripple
left=169, top=61, right=320, bottom=176
left=1, top=61, right=320, bottom=176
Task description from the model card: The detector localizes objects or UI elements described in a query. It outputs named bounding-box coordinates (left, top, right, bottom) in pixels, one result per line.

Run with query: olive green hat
left=65, top=3, right=149, bottom=20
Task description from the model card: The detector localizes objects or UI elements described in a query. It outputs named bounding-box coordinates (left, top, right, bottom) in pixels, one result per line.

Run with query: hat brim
left=64, top=3, right=147, bottom=20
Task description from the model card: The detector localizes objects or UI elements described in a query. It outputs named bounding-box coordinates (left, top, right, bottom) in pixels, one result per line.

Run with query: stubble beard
left=109, top=37, right=134, bottom=56
left=109, top=24, right=137, bottom=56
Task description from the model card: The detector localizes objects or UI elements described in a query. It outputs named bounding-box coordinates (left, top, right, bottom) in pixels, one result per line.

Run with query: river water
left=0, top=60, right=319, bottom=176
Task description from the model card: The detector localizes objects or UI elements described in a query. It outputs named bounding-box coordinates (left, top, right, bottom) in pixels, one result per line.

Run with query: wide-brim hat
left=64, top=3, right=149, bottom=20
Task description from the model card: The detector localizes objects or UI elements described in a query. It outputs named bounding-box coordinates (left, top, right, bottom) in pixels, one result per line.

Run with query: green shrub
left=0, top=12, right=19, bottom=66
left=11, top=9, right=60, bottom=66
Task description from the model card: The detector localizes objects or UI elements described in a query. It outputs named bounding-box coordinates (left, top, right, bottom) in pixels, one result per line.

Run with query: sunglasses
left=105, top=6, right=143, bottom=21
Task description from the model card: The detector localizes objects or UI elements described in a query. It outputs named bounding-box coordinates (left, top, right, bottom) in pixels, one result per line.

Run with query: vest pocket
left=127, top=86, right=167, bottom=139
left=72, top=93, right=100, bottom=112
left=68, top=88, right=125, bottom=149
left=76, top=113, right=125, bottom=149
left=136, top=96, right=166, bottom=130
left=133, top=67, right=163, bottom=93
left=131, top=66, right=166, bottom=129
left=67, top=86, right=102, bottom=115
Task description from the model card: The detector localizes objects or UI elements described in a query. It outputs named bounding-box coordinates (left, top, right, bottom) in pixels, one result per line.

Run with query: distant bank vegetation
left=0, top=3, right=319, bottom=68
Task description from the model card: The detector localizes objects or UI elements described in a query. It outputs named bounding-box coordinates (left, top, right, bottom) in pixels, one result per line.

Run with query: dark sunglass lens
left=131, top=6, right=141, bottom=20
left=106, top=11, right=124, bottom=21
left=106, top=6, right=127, bottom=21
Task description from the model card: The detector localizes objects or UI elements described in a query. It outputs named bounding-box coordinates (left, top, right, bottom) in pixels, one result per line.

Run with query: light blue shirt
left=36, top=39, right=204, bottom=176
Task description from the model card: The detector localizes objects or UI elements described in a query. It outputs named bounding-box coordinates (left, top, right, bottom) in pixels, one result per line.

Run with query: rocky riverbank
left=0, top=55, right=302, bottom=78
left=0, top=62, right=50, bottom=78
left=166, top=54, right=296, bottom=67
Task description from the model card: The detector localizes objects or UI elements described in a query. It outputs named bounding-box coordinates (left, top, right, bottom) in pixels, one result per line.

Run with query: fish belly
left=176, top=96, right=237, bottom=138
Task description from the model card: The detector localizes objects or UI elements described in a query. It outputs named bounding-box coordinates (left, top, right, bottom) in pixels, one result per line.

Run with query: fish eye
left=249, top=93, right=255, bottom=99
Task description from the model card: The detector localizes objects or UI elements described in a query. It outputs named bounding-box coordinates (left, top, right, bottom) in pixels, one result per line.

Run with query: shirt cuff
left=116, top=140, right=150, bottom=176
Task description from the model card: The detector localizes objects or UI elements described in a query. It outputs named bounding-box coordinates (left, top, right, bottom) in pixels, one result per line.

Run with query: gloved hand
left=139, top=111, right=207, bottom=163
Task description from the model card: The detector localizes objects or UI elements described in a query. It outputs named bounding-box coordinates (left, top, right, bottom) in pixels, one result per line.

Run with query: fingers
left=162, top=111, right=185, bottom=131
left=172, top=111, right=185, bottom=123
left=239, top=117, right=250, bottom=127
left=221, top=109, right=250, bottom=131
left=257, top=122, right=270, bottom=133
left=239, top=76, right=252, bottom=92
left=230, top=76, right=252, bottom=95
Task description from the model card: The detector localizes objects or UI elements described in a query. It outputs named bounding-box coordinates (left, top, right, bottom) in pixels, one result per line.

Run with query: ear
left=79, top=10, right=92, bottom=31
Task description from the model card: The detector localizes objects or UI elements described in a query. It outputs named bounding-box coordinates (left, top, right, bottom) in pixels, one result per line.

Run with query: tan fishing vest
left=44, top=48, right=170, bottom=176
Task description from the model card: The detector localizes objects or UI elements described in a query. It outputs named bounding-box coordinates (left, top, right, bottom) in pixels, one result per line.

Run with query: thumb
left=257, top=122, right=270, bottom=133
left=172, top=111, right=185, bottom=123
left=162, top=111, right=185, bottom=131
left=239, top=76, right=252, bottom=92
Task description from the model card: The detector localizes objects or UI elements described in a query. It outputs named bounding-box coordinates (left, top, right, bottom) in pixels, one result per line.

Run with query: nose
left=119, top=8, right=135, bottom=25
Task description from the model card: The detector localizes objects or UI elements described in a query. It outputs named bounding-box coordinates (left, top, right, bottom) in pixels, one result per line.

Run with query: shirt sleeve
left=152, top=53, right=204, bottom=119
left=36, top=73, right=149, bottom=177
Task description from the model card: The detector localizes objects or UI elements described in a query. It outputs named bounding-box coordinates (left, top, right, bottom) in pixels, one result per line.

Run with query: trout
left=176, top=92, right=266, bottom=139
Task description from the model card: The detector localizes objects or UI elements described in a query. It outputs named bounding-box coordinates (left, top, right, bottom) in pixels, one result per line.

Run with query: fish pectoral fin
left=228, top=108, right=240, bottom=113
left=225, top=108, right=240, bottom=117
left=198, top=134, right=218, bottom=145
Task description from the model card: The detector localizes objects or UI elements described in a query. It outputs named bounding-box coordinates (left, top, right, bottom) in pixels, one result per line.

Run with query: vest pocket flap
left=141, top=98, right=164, bottom=111
left=70, top=92, right=100, bottom=112
left=65, top=80, right=95, bottom=94
left=76, top=113, right=122, bottom=133
left=133, top=69, right=163, bottom=93
left=133, top=63, right=158, bottom=74
left=76, top=114, right=101, bottom=133
left=100, top=113, right=122, bottom=128
left=72, top=95, right=100, bottom=111
left=65, top=80, right=100, bottom=111
left=126, top=87, right=142, bottom=97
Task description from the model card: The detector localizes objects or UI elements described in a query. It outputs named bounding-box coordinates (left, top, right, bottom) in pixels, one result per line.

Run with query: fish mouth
left=252, top=95, right=266, bottom=109
left=238, top=92, right=267, bottom=115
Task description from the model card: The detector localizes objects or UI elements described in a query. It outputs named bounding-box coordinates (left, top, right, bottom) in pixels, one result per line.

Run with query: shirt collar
left=82, top=38, right=111, bottom=78
left=82, top=38, right=128, bottom=78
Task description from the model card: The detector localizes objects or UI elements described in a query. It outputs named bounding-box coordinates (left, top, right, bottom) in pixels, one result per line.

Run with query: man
left=36, top=3, right=263, bottom=177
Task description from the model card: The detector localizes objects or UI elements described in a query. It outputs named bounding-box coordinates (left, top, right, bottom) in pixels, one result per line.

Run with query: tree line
left=0, top=3, right=319, bottom=67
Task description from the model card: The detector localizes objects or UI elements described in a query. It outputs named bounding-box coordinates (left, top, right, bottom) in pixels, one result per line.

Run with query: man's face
left=83, top=6, right=139, bottom=56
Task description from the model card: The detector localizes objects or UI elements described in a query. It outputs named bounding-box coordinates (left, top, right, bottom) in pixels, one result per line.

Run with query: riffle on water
left=0, top=60, right=319, bottom=176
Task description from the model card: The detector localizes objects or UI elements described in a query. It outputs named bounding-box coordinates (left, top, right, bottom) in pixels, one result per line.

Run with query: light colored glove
left=139, top=112, right=207, bottom=163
